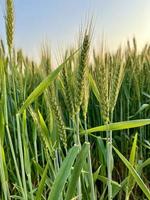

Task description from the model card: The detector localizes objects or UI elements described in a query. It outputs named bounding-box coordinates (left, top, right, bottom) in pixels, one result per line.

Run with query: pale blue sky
left=0, top=0, right=150, bottom=60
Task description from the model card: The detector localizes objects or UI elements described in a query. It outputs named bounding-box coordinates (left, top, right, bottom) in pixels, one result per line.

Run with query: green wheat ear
left=93, top=51, right=109, bottom=123
left=62, top=60, right=75, bottom=117
left=74, top=34, right=90, bottom=114
left=6, top=0, right=14, bottom=55
left=82, top=66, right=90, bottom=120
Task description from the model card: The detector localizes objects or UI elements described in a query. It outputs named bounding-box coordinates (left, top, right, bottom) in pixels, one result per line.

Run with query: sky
left=0, top=0, right=150, bottom=61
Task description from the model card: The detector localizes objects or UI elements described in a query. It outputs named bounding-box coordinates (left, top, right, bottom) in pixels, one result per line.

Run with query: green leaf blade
left=113, top=146, right=150, bottom=200
left=81, top=119, right=150, bottom=134
left=48, top=145, right=79, bottom=200
left=66, top=142, right=90, bottom=200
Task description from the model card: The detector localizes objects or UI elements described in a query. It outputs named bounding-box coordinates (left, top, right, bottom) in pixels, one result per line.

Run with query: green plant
left=0, top=1, right=150, bottom=199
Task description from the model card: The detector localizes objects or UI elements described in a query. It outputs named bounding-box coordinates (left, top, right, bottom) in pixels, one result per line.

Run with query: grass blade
left=113, top=146, right=150, bottom=200
left=66, top=142, right=90, bottom=200
left=81, top=119, right=150, bottom=134
left=125, top=133, right=138, bottom=200
left=35, top=162, right=49, bottom=200
left=48, top=145, right=79, bottom=200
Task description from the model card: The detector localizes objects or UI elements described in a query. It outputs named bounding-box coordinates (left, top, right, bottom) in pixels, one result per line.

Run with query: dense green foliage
left=0, top=1, right=150, bottom=199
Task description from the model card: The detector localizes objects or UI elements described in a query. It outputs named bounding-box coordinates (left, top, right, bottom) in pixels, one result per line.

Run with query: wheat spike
left=109, top=50, right=126, bottom=113
left=94, top=51, right=109, bottom=123
left=6, top=0, right=14, bottom=54
left=61, top=51, right=75, bottom=117
left=50, top=96, right=67, bottom=148
left=75, top=34, right=90, bottom=114
left=82, top=67, right=90, bottom=120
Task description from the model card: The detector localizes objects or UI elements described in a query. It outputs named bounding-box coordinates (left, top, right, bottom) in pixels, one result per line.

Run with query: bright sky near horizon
left=0, top=0, right=150, bottom=61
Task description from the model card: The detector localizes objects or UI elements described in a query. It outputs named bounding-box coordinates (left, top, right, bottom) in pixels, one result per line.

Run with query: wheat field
left=0, top=0, right=150, bottom=200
